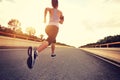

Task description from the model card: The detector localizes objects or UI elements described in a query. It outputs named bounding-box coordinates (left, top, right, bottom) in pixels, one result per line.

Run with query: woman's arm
left=44, top=8, right=49, bottom=23
left=59, top=12, right=64, bottom=24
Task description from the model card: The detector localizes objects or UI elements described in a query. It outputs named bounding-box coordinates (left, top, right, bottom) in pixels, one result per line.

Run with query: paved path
left=0, top=47, right=120, bottom=80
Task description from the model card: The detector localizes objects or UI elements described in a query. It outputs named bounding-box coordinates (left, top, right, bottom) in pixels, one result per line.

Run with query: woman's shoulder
left=57, top=9, right=63, bottom=14
left=45, top=7, right=52, bottom=11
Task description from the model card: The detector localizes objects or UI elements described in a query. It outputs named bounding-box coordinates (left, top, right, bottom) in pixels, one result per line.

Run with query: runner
left=34, top=0, right=64, bottom=57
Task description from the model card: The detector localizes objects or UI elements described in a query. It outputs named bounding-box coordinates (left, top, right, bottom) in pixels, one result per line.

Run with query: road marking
left=91, top=54, right=120, bottom=68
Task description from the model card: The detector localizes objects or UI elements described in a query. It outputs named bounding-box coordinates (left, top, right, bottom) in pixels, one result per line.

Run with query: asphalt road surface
left=0, top=47, right=120, bottom=80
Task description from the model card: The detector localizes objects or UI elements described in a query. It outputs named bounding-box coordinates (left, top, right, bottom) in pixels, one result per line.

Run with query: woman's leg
left=36, top=25, right=58, bottom=55
left=46, top=26, right=58, bottom=55
left=51, top=43, right=55, bottom=54
left=51, top=43, right=56, bottom=57
left=35, top=26, right=51, bottom=53
left=37, top=41, right=49, bottom=53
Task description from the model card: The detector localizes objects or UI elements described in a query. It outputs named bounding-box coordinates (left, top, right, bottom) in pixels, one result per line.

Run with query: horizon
left=0, top=0, right=120, bottom=47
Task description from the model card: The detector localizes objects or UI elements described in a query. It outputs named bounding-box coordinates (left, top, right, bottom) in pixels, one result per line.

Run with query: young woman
left=34, top=0, right=64, bottom=57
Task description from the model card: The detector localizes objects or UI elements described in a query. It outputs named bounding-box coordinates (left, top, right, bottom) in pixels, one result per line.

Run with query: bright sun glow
left=0, top=0, right=120, bottom=47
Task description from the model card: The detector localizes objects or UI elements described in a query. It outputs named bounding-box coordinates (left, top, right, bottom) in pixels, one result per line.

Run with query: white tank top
left=48, top=9, right=59, bottom=27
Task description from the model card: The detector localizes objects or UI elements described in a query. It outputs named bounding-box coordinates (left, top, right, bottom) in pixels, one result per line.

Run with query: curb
left=81, top=49, right=120, bottom=68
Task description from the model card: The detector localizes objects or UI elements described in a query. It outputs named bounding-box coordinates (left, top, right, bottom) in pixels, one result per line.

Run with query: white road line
left=92, top=54, right=120, bottom=68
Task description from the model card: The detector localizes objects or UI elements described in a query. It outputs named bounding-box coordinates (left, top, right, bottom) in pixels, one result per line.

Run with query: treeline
left=0, top=19, right=70, bottom=47
left=0, top=25, right=43, bottom=42
left=80, top=35, right=120, bottom=48
left=0, top=25, right=70, bottom=47
left=96, top=35, right=120, bottom=44
left=0, top=19, right=45, bottom=41
left=0, top=25, right=22, bottom=34
left=56, top=42, right=75, bottom=48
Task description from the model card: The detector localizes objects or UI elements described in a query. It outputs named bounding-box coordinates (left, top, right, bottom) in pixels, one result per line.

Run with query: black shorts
left=45, top=25, right=59, bottom=45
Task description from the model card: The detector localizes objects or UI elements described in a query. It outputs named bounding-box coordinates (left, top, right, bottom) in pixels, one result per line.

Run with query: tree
left=15, top=27, right=23, bottom=34
left=8, top=19, right=21, bottom=31
left=26, top=27, right=36, bottom=36
left=40, top=34, right=44, bottom=40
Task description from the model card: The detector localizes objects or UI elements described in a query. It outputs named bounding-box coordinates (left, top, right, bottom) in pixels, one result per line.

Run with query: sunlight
left=0, top=0, right=120, bottom=47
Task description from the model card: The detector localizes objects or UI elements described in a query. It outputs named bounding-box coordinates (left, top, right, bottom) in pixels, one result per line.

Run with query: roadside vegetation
left=0, top=19, right=45, bottom=42
left=0, top=19, right=71, bottom=47
left=80, top=35, right=120, bottom=48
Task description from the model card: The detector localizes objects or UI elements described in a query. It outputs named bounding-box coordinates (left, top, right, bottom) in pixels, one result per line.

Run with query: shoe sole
left=28, top=46, right=32, bottom=56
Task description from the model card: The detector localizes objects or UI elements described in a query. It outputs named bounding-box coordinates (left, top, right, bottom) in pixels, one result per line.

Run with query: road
left=0, top=47, right=120, bottom=80
left=81, top=48, right=120, bottom=65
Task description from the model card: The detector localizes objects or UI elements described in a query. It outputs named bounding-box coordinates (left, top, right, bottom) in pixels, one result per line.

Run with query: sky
left=0, top=0, right=120, bottom=47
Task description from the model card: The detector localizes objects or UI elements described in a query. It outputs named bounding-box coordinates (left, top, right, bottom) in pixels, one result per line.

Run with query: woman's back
left=47, top=8, right=63, bottom=26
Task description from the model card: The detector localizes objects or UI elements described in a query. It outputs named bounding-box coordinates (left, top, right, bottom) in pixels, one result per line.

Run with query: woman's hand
left=59, top=16, right=64, bottom=24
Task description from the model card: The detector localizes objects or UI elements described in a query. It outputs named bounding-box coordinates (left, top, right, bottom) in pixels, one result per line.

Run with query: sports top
left=48, top=9, right=59, bottom=27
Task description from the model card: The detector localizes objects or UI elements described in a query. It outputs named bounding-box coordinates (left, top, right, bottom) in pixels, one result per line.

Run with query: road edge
left=80, top=49, right=120, bottom=68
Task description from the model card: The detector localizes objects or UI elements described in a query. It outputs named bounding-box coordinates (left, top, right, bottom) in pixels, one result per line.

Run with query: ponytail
left=52, top=0, right=58, bottom=8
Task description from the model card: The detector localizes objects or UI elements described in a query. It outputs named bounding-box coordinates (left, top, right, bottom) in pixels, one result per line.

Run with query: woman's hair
left=52, top=0, right=58, bottom=8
